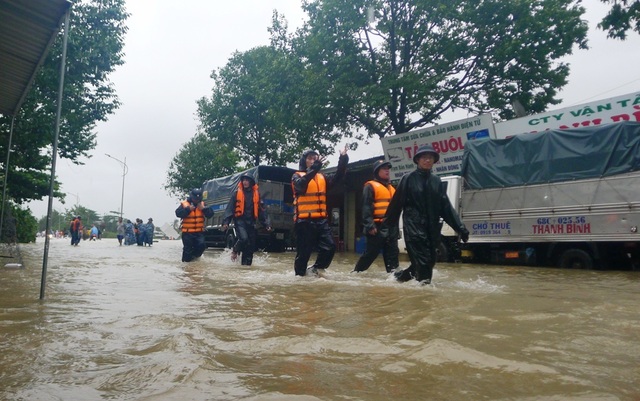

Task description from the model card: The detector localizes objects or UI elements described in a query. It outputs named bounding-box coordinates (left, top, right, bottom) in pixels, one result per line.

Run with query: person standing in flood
left=353, top=160, right=399, bottom=273
left=175, top=188, right=214, bottom=262
left=221, top=173, right=272, bottom=265
left=144, top=218, right=154, bottom=246
left=70, top=216, right=82, bottom=246
left=384, top=144, right=469, bottom=285
left=291, top=146, right=348, bottom=276
left=116, top=217, right=125, bottom=245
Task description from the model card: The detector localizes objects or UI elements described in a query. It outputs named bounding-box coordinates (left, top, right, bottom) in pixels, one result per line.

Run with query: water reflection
left=1, top=238, right=638, bottom=400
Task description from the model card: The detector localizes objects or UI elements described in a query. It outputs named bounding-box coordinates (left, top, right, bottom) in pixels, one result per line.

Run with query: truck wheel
left=436, top=242, right=449, bottom=263
left=226, top=232, right=236, bottom=249
left=558, top=249, right=593, bottom=269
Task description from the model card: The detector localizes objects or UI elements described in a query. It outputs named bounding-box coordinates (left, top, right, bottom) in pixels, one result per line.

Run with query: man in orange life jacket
left=70, top=216, right=82, bottom=246
left=353, top=160, right=399, bottom=273
left=175, top=188, right=214, bottom=262
left=291, top=146, right=348, bottom=276
left=221, top=173, right=272, bottom=266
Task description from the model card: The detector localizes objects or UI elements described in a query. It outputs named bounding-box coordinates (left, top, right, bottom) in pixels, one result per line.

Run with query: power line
left=565, top=77, right=640, bottom=107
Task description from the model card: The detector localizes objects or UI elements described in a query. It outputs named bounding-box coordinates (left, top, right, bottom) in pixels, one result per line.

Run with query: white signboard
left=495, top=91, right=640, bottom=139
left=380, top=114, right=496, bottom=181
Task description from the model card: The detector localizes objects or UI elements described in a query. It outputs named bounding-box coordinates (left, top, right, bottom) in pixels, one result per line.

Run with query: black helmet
left=239, top=173, right=256, bottom=186
left=372, top=160, right=392, bottom=177
left=190, top=188, right=203, bottom=203
left=299, top=149, right=319, bottom=170
left=413, top=144, right=439, bottom=164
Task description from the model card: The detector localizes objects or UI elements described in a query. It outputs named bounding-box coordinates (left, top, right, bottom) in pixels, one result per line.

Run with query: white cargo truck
left=437, top=122, right=640, bottom=269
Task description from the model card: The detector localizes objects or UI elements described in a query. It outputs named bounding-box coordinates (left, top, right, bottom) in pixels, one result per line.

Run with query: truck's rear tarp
left=202, top=165, right=296, bottom=205
left=461, top=122, right=640, bottom=189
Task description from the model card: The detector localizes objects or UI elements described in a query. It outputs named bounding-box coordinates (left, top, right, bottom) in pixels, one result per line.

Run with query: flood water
left=1, top=238, right=639, bottom=401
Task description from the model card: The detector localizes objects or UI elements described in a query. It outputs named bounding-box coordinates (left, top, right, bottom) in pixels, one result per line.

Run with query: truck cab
left=397, top=175, right=464, bottom=262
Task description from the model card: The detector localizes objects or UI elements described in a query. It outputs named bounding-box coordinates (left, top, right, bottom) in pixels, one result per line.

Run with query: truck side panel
left=456, top=122, right=640, bottom=269
left=462, top=172, right=640, bottom=243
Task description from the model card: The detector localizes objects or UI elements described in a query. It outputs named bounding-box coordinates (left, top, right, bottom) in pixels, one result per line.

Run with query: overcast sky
left=28, top=0, right=640, bottom=227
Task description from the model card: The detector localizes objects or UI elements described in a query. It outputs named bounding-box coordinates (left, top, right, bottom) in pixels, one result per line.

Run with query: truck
left=433, top=121, right=640, bottom=270
left=201, top=165, right=296, bottom=252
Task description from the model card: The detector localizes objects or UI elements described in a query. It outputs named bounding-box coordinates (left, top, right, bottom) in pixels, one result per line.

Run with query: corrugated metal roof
left=0, top=0, right=71, bottom=116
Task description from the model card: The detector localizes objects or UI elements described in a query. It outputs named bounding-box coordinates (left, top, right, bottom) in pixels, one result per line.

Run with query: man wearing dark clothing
left=222, top=173, right=272, bottom=266
left=353, top=160, right=399, bottom=273
left=385, top=145, right=469, bottom=284
left=175, top=188, right=214, bottom=262
left=70, top=216, right=82, bottom=246
left=291, top=146, right=349, bottom=276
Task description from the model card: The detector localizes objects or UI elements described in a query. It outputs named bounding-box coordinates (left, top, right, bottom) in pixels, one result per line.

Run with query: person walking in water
left=116, top=217, right=125, bottom=245
left=385, top=144, right=469, bottom=285
left=70, top=216, right=82, bottom=246
left=175, top=188, right=213, bottom=262
left=222, top=172, right=272, bottom=265
left=353, top=160, right=399, bottom=273
left=291, top=145, right=348, bottom=276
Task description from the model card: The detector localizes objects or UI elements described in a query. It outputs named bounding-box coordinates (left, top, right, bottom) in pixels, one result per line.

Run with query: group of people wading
left=175, top=144, right=469, bottom=284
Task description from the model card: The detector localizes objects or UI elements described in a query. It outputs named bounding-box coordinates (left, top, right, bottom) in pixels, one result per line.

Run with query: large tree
left=197, top=22, right=352, bottom=167
left=598, top=0, right=640, bottom=39
left=296, top=0, right=589, bottom=137
left=164, top=133, right=241, bottom=198
left=0, top=0, right=128, bottom=204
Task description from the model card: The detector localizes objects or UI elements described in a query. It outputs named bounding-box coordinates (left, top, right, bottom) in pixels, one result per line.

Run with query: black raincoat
left=385, top=168, right=468, bottom=282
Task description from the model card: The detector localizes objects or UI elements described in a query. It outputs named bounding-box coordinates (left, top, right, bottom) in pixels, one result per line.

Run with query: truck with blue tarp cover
left=201, top=166, right=296, bottom=252
left=436, top=121, right=640, bottom=269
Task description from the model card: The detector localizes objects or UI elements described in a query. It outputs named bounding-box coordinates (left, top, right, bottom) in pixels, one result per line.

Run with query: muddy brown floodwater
left=1, top=237, right=639, bottom=401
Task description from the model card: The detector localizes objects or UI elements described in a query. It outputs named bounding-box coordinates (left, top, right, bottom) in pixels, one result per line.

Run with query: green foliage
left=0, top=0, right=129, bottom=204
left=164, top=133, right=241, bottom=198
left=182, top=1, right=590, bottom=176
left=37, top=208, right=69, bottom=233
left=197, top=38, right=349, bottom=166
left=37, top=204, right=102, bottom=234
left=297, top=0, right=589, bottom=133
left=100, top=214, right=121, bottom=235
left=2, top=204, right=38, bottom=243
left=598, top=0, right=640, bottom=39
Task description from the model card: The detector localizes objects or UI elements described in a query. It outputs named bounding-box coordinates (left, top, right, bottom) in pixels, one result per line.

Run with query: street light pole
left=105, top=154, right=128, bottom=219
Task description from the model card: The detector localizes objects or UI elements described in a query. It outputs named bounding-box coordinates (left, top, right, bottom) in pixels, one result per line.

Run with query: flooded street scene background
left=1, top=238, right=639, bottom=401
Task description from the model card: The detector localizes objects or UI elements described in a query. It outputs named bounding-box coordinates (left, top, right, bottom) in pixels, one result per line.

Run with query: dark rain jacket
left=385, top=168, right=466, bottom=244
left=361, top=178, right=395, bottom=238
left=222, top=186, right=270, bottom=228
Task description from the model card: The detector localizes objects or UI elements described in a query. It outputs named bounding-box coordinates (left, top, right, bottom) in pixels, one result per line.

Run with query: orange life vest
left=292, top=172, right=327, bottom=221
left=180, top=200, right=205, bottom=233
left=70, top=219, right=80, bottom=231
left=366, top=180, right=396, bottom=223
left=234, top=183, right=260, bottom=218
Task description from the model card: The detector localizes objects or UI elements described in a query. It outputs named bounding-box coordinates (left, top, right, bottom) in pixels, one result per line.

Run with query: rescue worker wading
left=353, top=160, right=399, bottom=273
left=175, top=188, right=214, bottom=262
left=291, top=146, right=348, bottom=276
left=384, top=144, right=469, bottom=284
left=221, top=173, right=272, bottom=266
